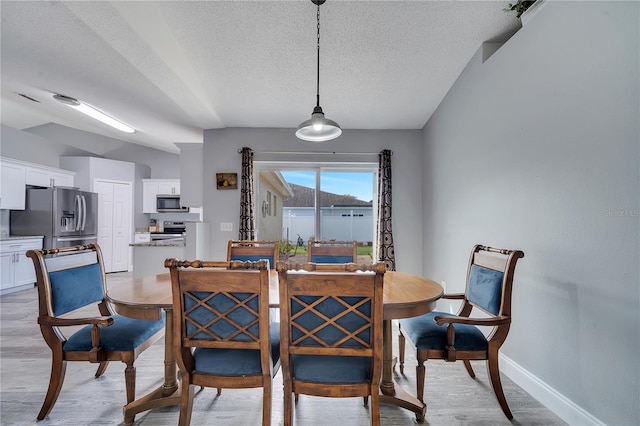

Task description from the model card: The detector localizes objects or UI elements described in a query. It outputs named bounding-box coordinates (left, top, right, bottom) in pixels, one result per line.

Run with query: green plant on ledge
left=504, top=0, right=537, bottom=18
left=279, top=240, right=293, bottom=256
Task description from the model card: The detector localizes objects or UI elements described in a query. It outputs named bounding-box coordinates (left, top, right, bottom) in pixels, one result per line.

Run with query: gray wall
left=202, top=127, right=423, bottom=272
left=0, top=124, right=93, bottom=167
left=26, top=123, right=181, bottom=178
left=422, top=2, right=638, bottom=425
left=1, top=124, right=181, bottom=230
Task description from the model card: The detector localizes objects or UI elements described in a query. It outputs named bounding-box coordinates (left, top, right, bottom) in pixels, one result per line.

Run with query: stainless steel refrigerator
left=10, top=187, right=98, bottom=250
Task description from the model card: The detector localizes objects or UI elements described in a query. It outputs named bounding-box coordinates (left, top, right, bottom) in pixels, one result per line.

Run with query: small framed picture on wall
left=216, top=173, right=238, bottom=190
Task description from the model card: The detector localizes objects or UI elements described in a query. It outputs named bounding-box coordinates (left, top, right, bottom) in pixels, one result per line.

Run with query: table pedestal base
left=124, top=383, right=181, bottom=425
left=380, top=319, right=426, bottom=423
left=380, top=385, right=426, bottom=423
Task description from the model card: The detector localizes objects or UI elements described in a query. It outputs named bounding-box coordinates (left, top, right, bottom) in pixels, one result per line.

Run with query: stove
left=150, top=221, right=186, bottom=241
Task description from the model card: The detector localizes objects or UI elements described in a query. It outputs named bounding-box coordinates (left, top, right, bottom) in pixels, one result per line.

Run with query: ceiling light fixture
left=295, top=0, right=341, bottom=142
left=53, top=94, right=135, bottom=134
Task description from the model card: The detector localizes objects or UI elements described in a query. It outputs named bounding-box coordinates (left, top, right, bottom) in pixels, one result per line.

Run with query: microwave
left=156, top=194, right=189, bottom=213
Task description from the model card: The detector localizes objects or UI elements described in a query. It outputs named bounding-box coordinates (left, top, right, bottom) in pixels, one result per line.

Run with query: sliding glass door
left=255, top=163, right=376, bottom=263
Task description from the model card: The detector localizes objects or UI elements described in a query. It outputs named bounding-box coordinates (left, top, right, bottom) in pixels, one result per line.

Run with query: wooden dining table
left=106, top=269, right=442, bottom=424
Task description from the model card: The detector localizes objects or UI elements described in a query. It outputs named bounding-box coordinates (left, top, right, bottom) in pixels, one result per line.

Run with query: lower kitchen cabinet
left=0, top=237, right=43, bottom=295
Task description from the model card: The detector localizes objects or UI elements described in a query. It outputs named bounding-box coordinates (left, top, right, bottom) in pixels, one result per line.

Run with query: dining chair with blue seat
left=307, top=240, right=357, bottom=264
left=227, top=240, right=279, bottom=268
left=26, top=243, right=165, bottom=421
left=398, top=244, right=525, bottom=419
left=276, top=261, right=386, bottom=426
left=166, top=259, right=280, bottom=426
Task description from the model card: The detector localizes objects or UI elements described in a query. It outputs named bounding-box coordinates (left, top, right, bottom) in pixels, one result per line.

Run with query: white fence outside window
left=282, top=208, right=373, bottom=244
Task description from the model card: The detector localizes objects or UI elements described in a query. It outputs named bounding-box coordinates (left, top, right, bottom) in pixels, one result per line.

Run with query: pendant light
left=296, top=0, right=342, bottom=142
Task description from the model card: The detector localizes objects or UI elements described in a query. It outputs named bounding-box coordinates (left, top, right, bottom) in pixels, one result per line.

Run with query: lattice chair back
left=276, top=261, right=385, bottom=426
left=227, top=240, right=279, bottom=268
left=165, top=259, right=280, bottom=426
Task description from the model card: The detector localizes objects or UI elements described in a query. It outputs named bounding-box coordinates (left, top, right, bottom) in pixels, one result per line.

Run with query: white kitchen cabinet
left=158, top=181, right=180, bottom=195
left=50, top=170, right=75, bottom=187
left=0, top=159, right=26, bottom=210
left=142, top=181, right=159, bottom=213
left=24, top=164, right=75, bottom=188
left=1, top=157, right=75, bottom=210
left=142, top=179, right=180, bottom=213
left=0, top=237, right=42, bottom=294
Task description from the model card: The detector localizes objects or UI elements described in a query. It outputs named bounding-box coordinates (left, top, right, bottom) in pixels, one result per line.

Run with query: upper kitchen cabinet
left=158, top=180, right=180, bottom=195
left=142, top=179, right=180, bottom=213
left=24, top=164, right=75, bottom=188
left=0, top=158, right=26, bottom=210
left=1, top=157, right=75, bottom=210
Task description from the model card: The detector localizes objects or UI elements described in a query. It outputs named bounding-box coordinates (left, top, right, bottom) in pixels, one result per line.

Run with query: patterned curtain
left=239, top=147, right=255, bottom=240
left=377, top=149, right=396, bottom=271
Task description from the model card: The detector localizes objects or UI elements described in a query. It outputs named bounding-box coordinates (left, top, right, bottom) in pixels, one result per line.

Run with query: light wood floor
left=1, top=273, right=567, bottom=426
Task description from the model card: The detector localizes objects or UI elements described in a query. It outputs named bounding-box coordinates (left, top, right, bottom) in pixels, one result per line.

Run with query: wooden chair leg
left=370, top=391, right=381, bottom=426
left=283, top=384, right=293, bottom=426
left=398, top=329, right=406, bottom=374
left=262, top=379, right=272, bottom=426
left=415, top=359, right=426, bottom=404
left=95, top=361, right=109, bottom=378
left=486, top=354, right=513, bottom=420
left=38, top=355, right=67, bottom=420
left=216, top=387, right=222, bottom=395
left=178, top=380, right=195, bottom=426
left=123, top=361, right=136, bottom=404
left=463, top=360, right=475, bottom=378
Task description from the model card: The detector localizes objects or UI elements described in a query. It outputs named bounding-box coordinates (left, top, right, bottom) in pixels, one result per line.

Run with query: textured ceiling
left=0, top=1, right=521, bottom=153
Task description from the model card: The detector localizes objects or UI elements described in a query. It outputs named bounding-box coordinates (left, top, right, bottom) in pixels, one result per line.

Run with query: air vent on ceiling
left=16, top=93, right=41, bottom=103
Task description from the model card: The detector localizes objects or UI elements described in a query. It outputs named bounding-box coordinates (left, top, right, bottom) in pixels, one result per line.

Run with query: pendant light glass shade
left=296, top=107, right=342, bottom=142
left=296, top=0, right=341, bottom=142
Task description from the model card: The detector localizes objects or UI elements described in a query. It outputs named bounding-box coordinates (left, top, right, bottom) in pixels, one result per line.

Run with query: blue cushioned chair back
left=231, top=254, right=274, bottom=267
left=310, top=255, right=354, bottom=264
left=45, top=252, right=104, bottom=317
left=467, top=264, right=504, bottom=316
left=183, top=290, right=261, bottom=342
left=49, top=264, right=104, bottom=317
left=291, top=295, right=372, bottom=348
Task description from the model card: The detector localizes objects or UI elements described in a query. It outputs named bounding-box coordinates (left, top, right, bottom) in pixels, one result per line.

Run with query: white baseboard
left=500, top=353, right=605, bottom=425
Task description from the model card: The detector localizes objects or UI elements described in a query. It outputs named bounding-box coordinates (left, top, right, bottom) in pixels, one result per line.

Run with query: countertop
left=0, top=235, right=44, bottom=241
left=130, top=239, right=185, bottom=247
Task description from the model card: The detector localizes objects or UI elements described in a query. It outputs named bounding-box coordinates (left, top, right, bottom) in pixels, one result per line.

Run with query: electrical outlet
left=220, top=222, right=233, bottom=232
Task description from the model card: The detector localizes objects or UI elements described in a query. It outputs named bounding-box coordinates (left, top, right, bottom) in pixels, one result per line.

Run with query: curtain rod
left=238, top=149, right=392, bottom=156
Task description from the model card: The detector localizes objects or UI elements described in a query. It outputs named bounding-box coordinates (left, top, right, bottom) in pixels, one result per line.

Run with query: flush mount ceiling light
left=53, top=94, right=135, bottom=134
left=295, top=0, right=342, bottom=142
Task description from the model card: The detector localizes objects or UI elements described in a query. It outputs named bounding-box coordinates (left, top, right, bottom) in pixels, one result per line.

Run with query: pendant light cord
left=316, top=2, right=321, bottom=108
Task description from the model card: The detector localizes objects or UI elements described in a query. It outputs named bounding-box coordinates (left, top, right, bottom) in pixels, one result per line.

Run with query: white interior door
left=94, top=179, right=132, bottom=273
left=95, top=180, right=115, bottom=271
left=111, top=182, right=131, bottom=272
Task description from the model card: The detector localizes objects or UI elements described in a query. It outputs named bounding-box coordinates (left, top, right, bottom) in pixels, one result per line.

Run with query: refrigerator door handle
left=81, top=195, right=87, bottom=231
left=75, top=195, right=82, bottom=231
